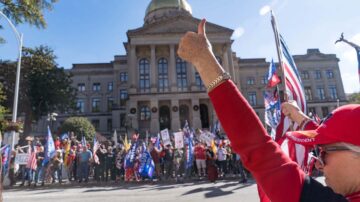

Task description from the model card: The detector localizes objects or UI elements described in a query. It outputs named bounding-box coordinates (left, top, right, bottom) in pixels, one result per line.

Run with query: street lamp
left=0, top=11, right=24, bottom=150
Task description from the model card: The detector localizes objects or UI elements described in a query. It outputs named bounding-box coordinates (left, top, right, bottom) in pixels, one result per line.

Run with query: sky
left=1, top=0, right=360, bottom=93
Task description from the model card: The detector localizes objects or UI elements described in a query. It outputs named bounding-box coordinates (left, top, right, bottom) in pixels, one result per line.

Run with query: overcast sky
left=1, top=0, right=359, bottom=93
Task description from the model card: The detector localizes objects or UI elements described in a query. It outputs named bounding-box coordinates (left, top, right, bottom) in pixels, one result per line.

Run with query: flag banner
left=174, top=132, right=184, bottom=149
left=14, top=153, right=30, bottom=165
left=93, top=134, right=100, bottom=164
left=113, top=130, right=118, bottom=145
left=186, top=136, right=193, bottom=169
left=211, top=120, right=221, bottom=135
left=60, top=133, right=69, bottom=141
left=356, top=47, right=360, bottom=82
left=211, top=139, right=217, bottom=154
left=160, top=128, right=171, bottom=146
left=43, top=126, right=56, bottom=166
left=267, top=59, right=281, bottom=88
left=124, top=141, right=138, bottom=169
left=199, top=131, right=214, bottom=146
left=26, top=148, right=37, bottom=171
left=155, top=133, right=161, bottom=150
left=264, top=89, right=282, bottom=139
left=1, top=145, right=11, bottom=175
left=138, top=143, right=155, bottom=178
left=81, top=136, right=87, bottom=147
left=63, top=140, right=71, bottom=167
left=124, top=135, right=131, bottom=152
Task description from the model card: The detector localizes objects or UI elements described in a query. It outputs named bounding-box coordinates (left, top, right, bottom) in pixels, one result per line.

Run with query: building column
left=129, top=45, right=137, bottom=93
left=171, top=99, right=180, bottom=132
left=227, top=44, right=236, bottom=82
left=150, top=100, right=159, bottom=134
left=150, top=45, right=157, bottom=93
left=169, top=44, right=177, bottom=92
left=128, top=101, right=138, bottom=131
left=191, top=99, right=202, bottom=129
left=189, top=63, right=197, bottom=91
left=222, top=44, right=230, bottom=73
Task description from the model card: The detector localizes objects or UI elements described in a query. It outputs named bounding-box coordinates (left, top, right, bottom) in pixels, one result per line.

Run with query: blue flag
left=138, top=143, right=155, bottom=178
left=124, top=141, right=138, bottom=169
left=43, top=126, right=56, bottom=166
left=81, top=135, right=87, bottom=147
left=1, top=145, right=11, bottom=175
left=186, top=136, right=193, bottom=169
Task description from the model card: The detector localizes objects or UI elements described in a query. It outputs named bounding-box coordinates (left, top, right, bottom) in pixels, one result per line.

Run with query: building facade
left=41, top=0, right=346, bottom=137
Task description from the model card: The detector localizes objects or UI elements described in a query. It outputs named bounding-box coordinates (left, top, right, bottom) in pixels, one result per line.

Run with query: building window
left=195, top=72, right=205, bottom=90
left=139, top=58, right=150, bottom=92
left=326, top=70, right=334, bottom=79
left=119, top=89, right=128, bottom=106
left=304, top=87, right=313, bottom=101
left=315, top=70, right=322, bottom=79
left=329, top=85, right=338, bottom=100
left=140, top=106, right=151, bottom=121
left=107, top=97, right=114, bottom=112
left=176, top=58, right=187, bottom=91
left=108, top=82, right=113, bottom=92
left=76, top=99, right=85, bottom=113
left=248, top=92, right=257, bottom=106
left=92, top=120, right=100, bottom=130
left=93, top=83, right=101, bottom=92
left=120, top=72, right=128, bottom=83
left=158, top=58, right=168, bottom=92
left=216, top=56, right=222, bottom=65
left=246, top=77, right=255, bottom=85
left=78, top=83, right=85, bottom=92
left=317, top=87, right=325, bottom=100
left=107, top=119, right=112, bottom=132
left=92, top=98, right=101, bottom=112
left=261, top=76, right=268, bottom=85
left=301, top=71, right=310, bottom=80
left=322, top=107, right=329, bottom=117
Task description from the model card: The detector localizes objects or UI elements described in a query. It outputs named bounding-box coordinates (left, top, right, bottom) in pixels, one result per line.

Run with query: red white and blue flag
left=267, top=59, right=281, bottom=88
left=93, top=134, right=100, bottom=164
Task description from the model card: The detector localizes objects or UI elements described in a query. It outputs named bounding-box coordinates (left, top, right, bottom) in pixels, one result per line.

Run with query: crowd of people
left=4, top=130, right=249, bottom=187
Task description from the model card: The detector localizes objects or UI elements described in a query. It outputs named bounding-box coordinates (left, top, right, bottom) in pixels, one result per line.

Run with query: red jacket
left=209, top=80, right=359, bottom=202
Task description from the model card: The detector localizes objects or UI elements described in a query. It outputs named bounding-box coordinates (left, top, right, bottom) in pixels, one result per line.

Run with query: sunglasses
left=315, top=146, right=351, bottom=166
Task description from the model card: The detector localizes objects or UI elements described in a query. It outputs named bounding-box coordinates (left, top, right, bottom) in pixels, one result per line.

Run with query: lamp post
left=0, top=11, right=24, bottom=150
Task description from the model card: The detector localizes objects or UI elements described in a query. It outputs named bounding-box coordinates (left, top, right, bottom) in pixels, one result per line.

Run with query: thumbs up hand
left=178, top=19, right=213, bottom=69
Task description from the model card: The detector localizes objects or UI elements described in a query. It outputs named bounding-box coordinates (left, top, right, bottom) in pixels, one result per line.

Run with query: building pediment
left=293, top=49, right=338, bottom=61
left=127, top=16, right=233, bottom=37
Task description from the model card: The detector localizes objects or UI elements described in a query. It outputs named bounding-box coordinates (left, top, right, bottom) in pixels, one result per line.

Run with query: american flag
left=93, top=134, right=100, bottom=164
left=26, top=147, right=37, bottom=171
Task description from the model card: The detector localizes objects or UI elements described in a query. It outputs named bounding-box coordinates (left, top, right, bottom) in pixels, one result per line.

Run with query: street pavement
left=3, top=177, right=325, bottom=202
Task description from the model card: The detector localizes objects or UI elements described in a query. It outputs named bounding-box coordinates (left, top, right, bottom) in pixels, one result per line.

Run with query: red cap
left=286, top=104, right=360, bottom=146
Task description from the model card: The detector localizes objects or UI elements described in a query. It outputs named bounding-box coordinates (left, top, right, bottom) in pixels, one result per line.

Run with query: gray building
left=37, top=0, right=346, bottom=137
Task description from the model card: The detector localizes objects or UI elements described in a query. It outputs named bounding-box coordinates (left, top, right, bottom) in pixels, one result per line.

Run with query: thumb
left=198, top=18, right=207, bottom=36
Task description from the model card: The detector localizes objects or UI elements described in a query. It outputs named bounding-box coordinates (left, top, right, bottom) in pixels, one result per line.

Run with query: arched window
left=139, top=58, right=150, bottom=92
left=140, top=106, right=151, bottom=121
left=158, top=58, right=168, bottom=92
left=200, top=104, right=209, bottom=128
left=176, top=58, right=187, bottom=91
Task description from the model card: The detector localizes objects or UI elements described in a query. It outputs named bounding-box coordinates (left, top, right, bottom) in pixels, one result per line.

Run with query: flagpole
left=270, top=11, right=287, bottom=102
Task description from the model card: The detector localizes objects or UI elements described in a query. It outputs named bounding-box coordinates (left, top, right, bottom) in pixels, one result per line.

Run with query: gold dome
left=145, top=0, right=192, bottom=16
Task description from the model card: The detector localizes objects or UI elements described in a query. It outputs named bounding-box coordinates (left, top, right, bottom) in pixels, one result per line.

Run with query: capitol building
left=38, top=0, right=346, bottom=137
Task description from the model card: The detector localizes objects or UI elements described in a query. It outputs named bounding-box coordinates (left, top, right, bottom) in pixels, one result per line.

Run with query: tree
left=60, top=117, right=96, bottom=141
left=348, top=92, right=360, bottom=104
left=0, top=46, right=77, bottom=135
left=0, top=0, right=58, bottom=43
left=0, top=83, right=7, bottom=120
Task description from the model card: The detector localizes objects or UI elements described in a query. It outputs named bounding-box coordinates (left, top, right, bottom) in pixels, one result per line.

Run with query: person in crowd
left=216, top=143, right=227, bottom=178
left=235, top=153, right=248, bottom=184
left=177, top=18, right=360, bottom=201
left=95, top=144, right=106, bottom=182
left=149, top=140, right=162, bottom=181
left=115, top=145, right=125, bottom=182
left=194, top=142, right=207, bottom=178
left=206, top=145, right=218, bottom=183
left=173, top=147, right=185, bottom=183
left=34, top=144, right=45, bottom=186
left=105, top=145, right=115, bottom=182
left=163, top=144, right=174, bottom=180
left=51, top=146, right=63, bottom=184
left=19, top=137, right=33, bottom=186
left=78, top=145, right=92, bottom=183
left=66, top=145, right=76, bottom=181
